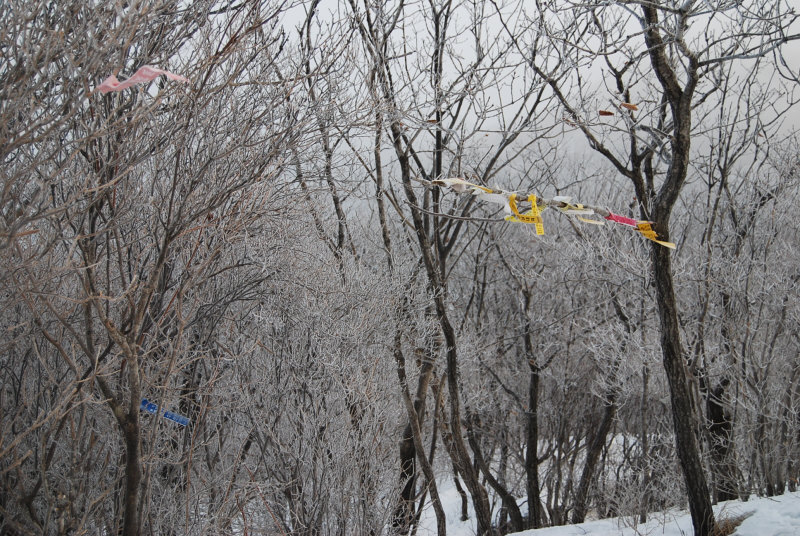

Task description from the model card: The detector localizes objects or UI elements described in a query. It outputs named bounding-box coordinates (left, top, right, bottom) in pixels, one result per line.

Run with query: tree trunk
left=639, top=365, right=650, bottom=524
left=706, top=382, right=738, bottom=501
left=393, top=358, right=437, bottom=533
left=522, top=287, right=545, bottom=530
left=572, top=395, right=617, bottom=523
left=467, top=414, right=524, bottom=533
left=651, top=245, right=714, bottom=536
left=122, top=402, right=142, bottom=536
left=641, top=5, right=715, bottom=532
left=526, top=364, right=544, bottom=529
left=441, top=340, right=494, bottom=535
left=386, top=110, right=494, bottom=534
left=394, top=332, right=446, bottom=536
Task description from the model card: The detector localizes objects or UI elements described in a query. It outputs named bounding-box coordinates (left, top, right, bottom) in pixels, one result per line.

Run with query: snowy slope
left=418, top=485, right=800, bottom=536
left=511, top=492, right=800, bottom=536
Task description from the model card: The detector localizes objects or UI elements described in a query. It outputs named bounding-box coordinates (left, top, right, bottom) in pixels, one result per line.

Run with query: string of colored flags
left=140, top=398, right=190, bottom=426
left=432, top=177, right=675, bottom=249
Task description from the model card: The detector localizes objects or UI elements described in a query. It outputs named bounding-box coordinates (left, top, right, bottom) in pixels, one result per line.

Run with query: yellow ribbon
left=636, top=222, right=676, bottom=249
left=506, top=194, right=545, bottom=235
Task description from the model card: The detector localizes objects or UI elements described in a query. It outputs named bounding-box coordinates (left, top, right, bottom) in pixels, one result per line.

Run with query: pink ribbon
left=96, top=66, right=189, bottom=94
left=605, top=212, right=638, bottom=227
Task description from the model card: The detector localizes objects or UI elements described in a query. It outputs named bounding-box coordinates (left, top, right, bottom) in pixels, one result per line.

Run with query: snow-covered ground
left=418, top=484, right=800, bottom=536
left=512, top=492, right=800, bottom=536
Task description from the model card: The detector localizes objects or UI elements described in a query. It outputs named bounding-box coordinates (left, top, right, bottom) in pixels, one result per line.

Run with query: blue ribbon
left=140, top=398, right=190, bottom=426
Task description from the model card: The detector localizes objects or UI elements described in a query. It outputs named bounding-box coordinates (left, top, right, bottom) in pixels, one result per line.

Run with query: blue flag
left=140, top=398, right=190, bottom=426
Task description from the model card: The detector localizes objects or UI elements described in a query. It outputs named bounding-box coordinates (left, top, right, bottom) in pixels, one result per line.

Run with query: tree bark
left=641, top=4, right=715, bottom=533
left=571, top=395, right=617, bottom=524
left=651, top=245, right=714, bottom=536
left=467, top=414, right=524, bottom=532
left=394, top=332, right=446, bottom=535
left=706, top=382, right=738, bottom=501
left=525, top=364, right=544, bottom=529
left=393, top=357, right=437, bottom=533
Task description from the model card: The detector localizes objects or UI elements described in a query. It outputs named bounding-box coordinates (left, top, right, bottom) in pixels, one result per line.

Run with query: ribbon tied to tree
left=95, top=65, right=189, bottom=94
left=432, top=177, right=675, bottom=249
left=140, top=398, right=190, bottom=427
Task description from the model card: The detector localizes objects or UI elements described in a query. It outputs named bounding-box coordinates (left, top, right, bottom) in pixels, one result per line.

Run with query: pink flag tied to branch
left=604, top=212, right=639, bottom=227
left=96, top=66, right=189, bottom=94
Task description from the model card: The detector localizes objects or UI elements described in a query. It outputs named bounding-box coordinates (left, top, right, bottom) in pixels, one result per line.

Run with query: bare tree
left=343, top=1, right=570, bottom=532
left=1, top=1, right=309, bottom=533
left=488, top=2, right=799, bottom=534
left=4, top=2, right=800, bottom=536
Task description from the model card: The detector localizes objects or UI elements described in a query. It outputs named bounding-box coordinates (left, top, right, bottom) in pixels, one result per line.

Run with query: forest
left=1, top=1, right=799, bottom=535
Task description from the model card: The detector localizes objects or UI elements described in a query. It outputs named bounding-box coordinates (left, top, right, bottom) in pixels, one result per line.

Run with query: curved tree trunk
left=571, top=395, right=617, bottom=524
left=651, top=245, right=714, bottom=536
left=393, top=357, right=437, bottom=533
left=467, top=414, right=524, bottom=533
left=394, top=332, right=446, bottom=536
left=642, top=5, right=716, bottom=533
left=381, top=115, right=493, bottom=534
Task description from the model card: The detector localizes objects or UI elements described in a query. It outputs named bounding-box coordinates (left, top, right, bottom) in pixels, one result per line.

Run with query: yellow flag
left=506, top=194, right=544, bottom=235
left=636, top=222, right=676, bottom=249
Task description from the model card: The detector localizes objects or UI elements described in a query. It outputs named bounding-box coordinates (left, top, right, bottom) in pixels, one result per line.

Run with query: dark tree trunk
left=521, top=287, right=545, bottom=530
left=393, top=357, right=436, bottom=533
left=572, top=395, right=617, bottom=523
left=121, top=409, right=142, bottom=536
left=525, top=365, right=544, bottom=529
left=641, top=4, right=716, bottom=533
left=639, top=365, right=650, bottom=524
left=440, top=340, right=494, bottom=535
left=467, top=414, right=524, bottom=533
left=706, top=382, right=738, bottom=501
left=651, top=245, right=714, bottom=536
left=451, top=462, right=470, bottom=522
left=393, top=332, right=446, bottom=536
left=386, top=117, right=492, bottom=535
left=394, top=423, right=417, bottom=532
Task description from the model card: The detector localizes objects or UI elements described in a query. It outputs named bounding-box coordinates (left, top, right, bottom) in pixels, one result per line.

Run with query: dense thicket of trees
left=1, top=1, right=798, bottom=535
